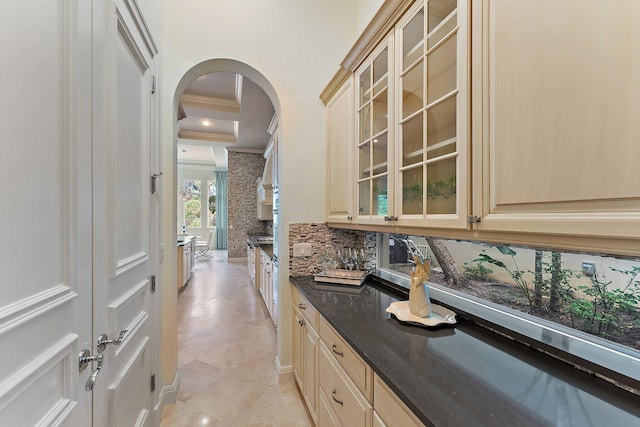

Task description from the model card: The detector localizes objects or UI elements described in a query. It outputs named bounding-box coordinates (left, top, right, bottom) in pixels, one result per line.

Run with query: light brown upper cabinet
left=395, top=0, right=470, bottom=228
left=323, top=0, right=640, bottom=255
left=326, top=77, right=355, bottom=223
left=355, top=34, right=395, bottom=225
left=471, top=0, right=640, bottom=242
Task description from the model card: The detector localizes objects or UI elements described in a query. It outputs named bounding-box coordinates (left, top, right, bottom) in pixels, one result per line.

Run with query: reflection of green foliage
left=463, top=258, right=493, bottom=280
left=426, top=176, right=456, bottom=199
left=475, top=247, right=535, bottom=313
left=566, top=266, right=640, bottom=339
left=402, top=183, right=423, bottom=201
left=184, top=196, right=201, bottom=227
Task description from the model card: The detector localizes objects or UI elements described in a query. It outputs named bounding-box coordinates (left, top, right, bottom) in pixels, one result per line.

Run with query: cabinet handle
left=298, top=303, right=306, bottom=310
left=331, top=388, right=344, bottom=406
left=331, top=343, right=344, bottom=357
left=298, top=319, right=305, bottom=326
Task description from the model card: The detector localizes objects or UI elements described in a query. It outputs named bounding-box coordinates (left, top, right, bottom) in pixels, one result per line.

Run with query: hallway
left=161, top=251, right=311, bottom=426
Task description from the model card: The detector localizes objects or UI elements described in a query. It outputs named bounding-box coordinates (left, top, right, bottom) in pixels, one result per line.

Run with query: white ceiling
left=177, top=72, right=275, bottom=169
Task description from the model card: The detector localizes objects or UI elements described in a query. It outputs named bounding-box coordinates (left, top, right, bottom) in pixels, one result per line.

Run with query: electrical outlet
left=293, top=243, right=312, bottom=257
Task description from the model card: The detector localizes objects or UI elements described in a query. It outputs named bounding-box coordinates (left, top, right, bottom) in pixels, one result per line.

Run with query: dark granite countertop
left=290, top=276, right=640, bottom=427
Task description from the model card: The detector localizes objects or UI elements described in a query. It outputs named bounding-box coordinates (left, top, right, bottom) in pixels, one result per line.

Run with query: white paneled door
left=0, top=1, right=159, bottom=426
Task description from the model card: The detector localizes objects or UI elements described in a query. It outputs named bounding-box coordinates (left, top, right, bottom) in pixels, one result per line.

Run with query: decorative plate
left=386, top=301, right=457, bottom=327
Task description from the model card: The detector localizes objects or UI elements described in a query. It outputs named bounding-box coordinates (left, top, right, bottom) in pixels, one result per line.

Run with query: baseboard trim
left=154, top=370, right=181, bottom=412
left=276, top=356, right=294, bottom=383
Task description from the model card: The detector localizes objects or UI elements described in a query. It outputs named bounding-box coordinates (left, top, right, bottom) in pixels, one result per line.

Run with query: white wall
left=160, top=0, right=370, bottom=390
left=358, top=0, right=384, bottom=32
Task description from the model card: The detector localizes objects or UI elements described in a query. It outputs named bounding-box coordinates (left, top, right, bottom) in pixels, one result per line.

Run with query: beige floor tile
left=161, top=250, right=311, bottom=427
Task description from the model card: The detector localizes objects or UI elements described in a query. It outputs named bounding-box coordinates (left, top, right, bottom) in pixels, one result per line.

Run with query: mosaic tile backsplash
left=288, top=223, right=376, bottom=276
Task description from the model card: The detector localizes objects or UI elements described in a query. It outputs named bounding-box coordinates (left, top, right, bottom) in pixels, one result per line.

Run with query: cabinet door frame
left=325, top=76, right=355, bottom=223
left=471, top=0, right=640, bottom=240
left=394, top=0, right=471, bottom=229
left=354, top=33, right=396, bottom=226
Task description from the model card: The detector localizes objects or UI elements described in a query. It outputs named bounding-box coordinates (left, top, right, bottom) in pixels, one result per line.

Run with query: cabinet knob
left=298, top=303, right=305, bottom=310
left=298, top=319, right=305, bottom=326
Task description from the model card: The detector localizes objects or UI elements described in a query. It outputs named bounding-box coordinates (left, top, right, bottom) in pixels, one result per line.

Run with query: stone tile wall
left=288, top=223, right=377, bottom=276
left=227, top=151, right=269, bottom=258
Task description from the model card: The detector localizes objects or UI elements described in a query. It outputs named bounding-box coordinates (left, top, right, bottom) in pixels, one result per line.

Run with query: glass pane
left=372, top=175, right=388, bottom=216
left=359, top=104, right=371, bottom=143
left=428, top=0, right=456, bottom=34
left=359, top=180, right=370, bottom=215
left=207, top=180, right=216, bottom=228
left=358, top=143, right=371, bottom=179
left=372, top=47, right=388, bottom=96
left=427, top=157, right=456, bottom=214
left=402, top=9, right=425, bottom=69
left=426, top=95, right=456, bottom=160
left=402, top=166, right=423, bottom=215
left=402, top=114, right=423, bottom=167
left=372, top=132, right=388, bottom=175
left=402, top=61, right=424, bottom=119
left=359, top=65, right=371, bottom=105
left=372, top=89, right=388, bottom=136
left=427, top=32, right=456, bottom=104
left=184, top=179, right=202, bottom=227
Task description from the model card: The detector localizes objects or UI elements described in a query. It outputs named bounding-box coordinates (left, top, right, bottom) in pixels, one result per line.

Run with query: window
left=376, top=233, right=640, bottom=387
left=183, top=179, right=201, bottom=227
left=207, top=180, right=216, bottom=228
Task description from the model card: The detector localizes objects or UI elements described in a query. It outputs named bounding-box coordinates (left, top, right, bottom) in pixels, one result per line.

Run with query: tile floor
left=160, top=250, right=312, bottom=427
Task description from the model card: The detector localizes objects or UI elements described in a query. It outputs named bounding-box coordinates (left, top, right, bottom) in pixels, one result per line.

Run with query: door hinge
left=150, top=374, right=156, bottom=392
left=467, top=215, right=481, bottom=224
left=151, top=172, right=163, bottom=194
left=151, top=75, right=156, bottom=94
left=150, top=275, right=156, bottom=293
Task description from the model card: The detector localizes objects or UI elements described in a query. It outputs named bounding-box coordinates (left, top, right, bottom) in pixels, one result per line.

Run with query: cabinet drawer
left=319, top=341, right=372, bottom=427
left=374, top=374, right=424, bottom=427
left=292, top=286, right=318, bottom=330
left=319, top=316, right=373, bottom=401
left=318, top=390, right=341, bottom=427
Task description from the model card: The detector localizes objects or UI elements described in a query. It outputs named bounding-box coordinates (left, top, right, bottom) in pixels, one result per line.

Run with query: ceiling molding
left=267, top=113, right=278, bottom=135
left=181, top=93, right=240, bottom=114
left=178, top=129, right=237, bottom=143
left=177, top=103, right=186, bottom=120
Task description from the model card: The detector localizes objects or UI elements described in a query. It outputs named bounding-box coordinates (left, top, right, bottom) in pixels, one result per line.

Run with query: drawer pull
left=331, top=343, right=344, bottom=357
left=298, top=303, right=306, bottom=310
left=331, top=388, right=344, bottom=406
left=298, top=319, right=305, bottom=326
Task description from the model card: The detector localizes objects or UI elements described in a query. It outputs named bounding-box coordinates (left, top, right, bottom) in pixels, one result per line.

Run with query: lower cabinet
left=292, top=284, right=425, bottom=427
left=292, top=287, right=319, bottom=424
left=373, top=374, right=424, bottom=427
left=318, top=341, right=372, bottom=427
left=177, top=237, right=195, bottom=290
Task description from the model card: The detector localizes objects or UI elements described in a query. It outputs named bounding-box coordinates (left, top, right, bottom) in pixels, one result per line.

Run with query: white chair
left=195, top=230, right=215, bottom=258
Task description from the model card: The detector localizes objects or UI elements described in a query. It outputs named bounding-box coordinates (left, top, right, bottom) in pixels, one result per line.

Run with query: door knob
left=78, top=349, right=103, bottom=391
left=96, top=329, right=128, bottom=353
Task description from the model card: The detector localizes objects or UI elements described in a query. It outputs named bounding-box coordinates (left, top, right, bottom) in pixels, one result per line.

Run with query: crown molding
left=180, top=93, right=240, bottom=114
left=177, top=129, right=236, bottom=143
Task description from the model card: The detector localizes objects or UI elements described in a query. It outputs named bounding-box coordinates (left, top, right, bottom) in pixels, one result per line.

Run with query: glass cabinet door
left=356, top=35, right=393, bottom=221
left=396, top=0, right=468, bottom=227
